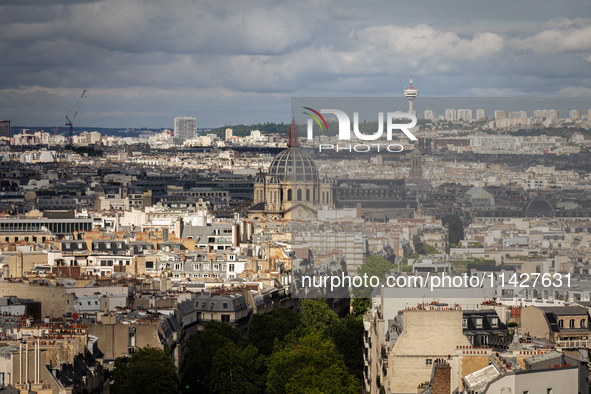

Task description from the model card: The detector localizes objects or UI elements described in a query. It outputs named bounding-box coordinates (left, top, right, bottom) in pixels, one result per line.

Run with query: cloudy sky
left=1, top=0, right=591, bottom=128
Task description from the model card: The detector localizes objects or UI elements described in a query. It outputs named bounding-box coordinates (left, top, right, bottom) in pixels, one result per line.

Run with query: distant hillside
left=209, top=119, right=422, bottom=139
left=208, top=123, right=294, bottom=138
left=10, top=126, right=171, bottom=138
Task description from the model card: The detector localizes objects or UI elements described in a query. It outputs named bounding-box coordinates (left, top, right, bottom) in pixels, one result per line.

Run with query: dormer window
left=462, top=318, right=468, bottom=328
left=491, top=317, right=498, bottom=328
left=475, top=318, right=483, bottom=329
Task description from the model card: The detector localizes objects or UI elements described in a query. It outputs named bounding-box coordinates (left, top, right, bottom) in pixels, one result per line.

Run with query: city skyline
left=1, top=1, right=591, bottom=128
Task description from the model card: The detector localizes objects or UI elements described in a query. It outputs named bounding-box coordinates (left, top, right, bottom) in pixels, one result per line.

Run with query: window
left=574, top=293, right=582, bottom=301
left=558, top=320, right=564, bottom=328
left=229, top=264, right=235, bottom=272
left=491, top=318, right=498, bottom=328
left=223, top=303, right=228, bottom=309
left=462, top=318, right=468, bottom=328
left=475, top=318, right=483, bottom=329
left=570, top=319, right=575, bottom=328
left=426, top=359, right=432, bottom=365
left=581, top=319, right=586, bottom=328
left=482, top=335, right=489, bottom=345
left=221, top=314, right=230, bottom=323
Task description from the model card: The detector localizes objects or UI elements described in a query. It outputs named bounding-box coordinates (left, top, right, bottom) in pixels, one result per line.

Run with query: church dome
left=268, top=148, right=319, bottom=182
left=267, top=176, right=281, bottom=184
left=321, top=176, right=332, bottom=184
left=523, top=196, right=555, bottom=217
left=253, top=175, right=266, bottom=184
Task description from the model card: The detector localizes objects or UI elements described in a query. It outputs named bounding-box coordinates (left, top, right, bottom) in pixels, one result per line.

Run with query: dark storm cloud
left=0, top=0, right=590, bottom=128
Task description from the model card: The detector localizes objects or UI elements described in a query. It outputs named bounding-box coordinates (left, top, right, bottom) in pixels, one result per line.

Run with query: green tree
left=110, top=346, right=178, bottom=394
left=267, top=332, right=360, bottom=394
left=207, top=343, right=266, bottom=394
left=299, top=299, right=339, bottom=333
left=326, top=314, right=365, bottom=380
left=418, top=243, right=440, bottom=255
left=249, top=308, right=301, bottom=356
left=184, top=321, right=246, bottom=389
left=442, top=214, right=464, bottom=246
left=351, top=298, right=370, bottom=316
left=352, top=255, right=396, bottom=298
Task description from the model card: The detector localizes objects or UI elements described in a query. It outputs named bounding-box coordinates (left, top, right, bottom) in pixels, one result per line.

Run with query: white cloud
left=0, top=1, right=590, bottom=127
left=555, top=85, right=591, bottom=97
left=354, top=24, right=504, bottom=63
left=511, top=18, right=591, bottom=55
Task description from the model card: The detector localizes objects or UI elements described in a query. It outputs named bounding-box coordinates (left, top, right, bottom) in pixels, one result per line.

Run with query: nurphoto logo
left=303, top=107, right=418, bottom=153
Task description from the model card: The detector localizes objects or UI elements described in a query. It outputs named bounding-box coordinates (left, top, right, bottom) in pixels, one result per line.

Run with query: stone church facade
left=247, top=117, right=333, bottom=220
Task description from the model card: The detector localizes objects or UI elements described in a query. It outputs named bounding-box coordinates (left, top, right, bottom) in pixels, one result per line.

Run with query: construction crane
left=65, top=89, right=86, bottom=145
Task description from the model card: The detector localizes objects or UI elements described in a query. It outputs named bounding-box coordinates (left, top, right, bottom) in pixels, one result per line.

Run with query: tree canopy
left=352, top=255, right=396, bottom=298
left=110, top=346, right=178, bottom=394
left=418, top=242, right=440, bottom=255
left=184, top=320, right=246, bottom=390
left=208, top=343, right=266, bottom=394
left=267, top=332, right=360, bottom=394
left=299, top=299, right=339, bottom=333
left=183, top=300, right=363, bottom=393
left=248, top=308, right=300, bottom=356
left=442, top=214, right=464, bottom=246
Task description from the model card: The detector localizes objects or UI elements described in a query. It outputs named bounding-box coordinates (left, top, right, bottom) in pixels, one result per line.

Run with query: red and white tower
left=403, top=75, right=419, bottom=115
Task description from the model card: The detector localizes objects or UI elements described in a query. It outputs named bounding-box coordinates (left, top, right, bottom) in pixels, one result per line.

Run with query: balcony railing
left=556, top=339, right=589, bottom=349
